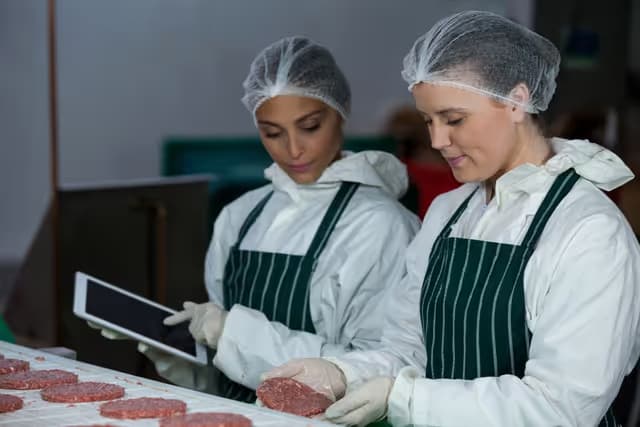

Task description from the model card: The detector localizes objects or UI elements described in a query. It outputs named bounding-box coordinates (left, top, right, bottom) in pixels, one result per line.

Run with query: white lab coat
left=188, top=150, right=418, bottom=392
left=332, top=139, right=640, bottom=427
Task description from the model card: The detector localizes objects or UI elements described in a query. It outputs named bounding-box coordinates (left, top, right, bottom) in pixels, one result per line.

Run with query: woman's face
left=256, top=96, right=343, bottom=184
left=411, top=82, right=527, bottom=184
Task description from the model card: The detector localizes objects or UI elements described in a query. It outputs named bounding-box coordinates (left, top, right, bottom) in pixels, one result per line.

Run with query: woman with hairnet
left=263, top=11, right=640, bottom=426
left=129, top=36, right=420, bottom=403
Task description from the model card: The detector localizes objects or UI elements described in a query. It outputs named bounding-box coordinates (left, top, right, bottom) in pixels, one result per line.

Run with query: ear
left=507, top=83, right=530, bottom=124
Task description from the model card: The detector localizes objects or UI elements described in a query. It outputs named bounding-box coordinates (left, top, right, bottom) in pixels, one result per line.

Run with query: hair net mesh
left=401, top=11, right=561, bottom=113
left=242, top=36, right=351, bottom=119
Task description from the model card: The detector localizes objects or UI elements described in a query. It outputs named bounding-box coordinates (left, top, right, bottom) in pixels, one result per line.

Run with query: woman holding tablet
left=94, top=36, right=419, bottom=403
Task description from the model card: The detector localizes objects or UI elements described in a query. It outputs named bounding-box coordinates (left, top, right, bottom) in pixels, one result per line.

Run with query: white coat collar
left=264, top=150, right=409, bottom=201
left=489, top=138, right=633, bottom=208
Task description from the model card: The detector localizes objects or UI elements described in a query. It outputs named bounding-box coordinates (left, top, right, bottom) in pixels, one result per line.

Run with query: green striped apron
left=420, top=169, right=617, bottom=426
left=220, top=182, right=360, bottom=402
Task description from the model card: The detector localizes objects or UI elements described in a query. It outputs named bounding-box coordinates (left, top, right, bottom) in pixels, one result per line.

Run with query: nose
left=286, top=135, right=304, bottom=159
left=429, top=123, right=451, bottom=151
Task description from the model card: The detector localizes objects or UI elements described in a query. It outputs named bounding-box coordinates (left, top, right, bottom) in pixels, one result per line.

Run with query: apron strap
left=439, top=187, right=478, bottom=239
left=234, top=190, right=274, bottom=247
left=306, top=182, right=360, bottom=261
left=521, top=169, right=580, bottom=248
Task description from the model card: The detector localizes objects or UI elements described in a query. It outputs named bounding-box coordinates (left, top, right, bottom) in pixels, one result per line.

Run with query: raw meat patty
left=100, top=397, right=186, bottom=419
left=0, top=393, right=23, bottom=413
left=67, top=425, right=119, bottom=427
left=0, top=369, right=78, bottom=389
left=42, top=381, right=125, bottom=403
left=256, top=377, right=332, bottom=417
left=67, top=425, right=120, bottom=427
left=160, top=412, right=253, bottom=427
left=0, top=359, right=29, bottom=375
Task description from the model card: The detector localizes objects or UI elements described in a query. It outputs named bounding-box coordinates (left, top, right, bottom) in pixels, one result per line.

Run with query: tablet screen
left=85, top=279, right=196, bottom=357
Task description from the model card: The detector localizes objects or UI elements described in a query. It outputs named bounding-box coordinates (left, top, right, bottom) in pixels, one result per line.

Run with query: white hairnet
left=242, top=36, right=351, bottom=120
left=402, top=11, right=561, bottom=113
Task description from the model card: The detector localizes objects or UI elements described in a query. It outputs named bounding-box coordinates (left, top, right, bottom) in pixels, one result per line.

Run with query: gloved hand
left=261, top=358, right=347, bottom=402
left=86, top=321, right=127, bottom=340
left=163, top=301, right=228, bottom=349
left=324, top=376, right=394, bottom=427
left=137, top=342, right=204, bottom=390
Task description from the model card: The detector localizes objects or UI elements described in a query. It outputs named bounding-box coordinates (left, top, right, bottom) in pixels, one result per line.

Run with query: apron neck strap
left=439, top=187, right=478, bottom=239
left=306, top=182, right=360, bottom=260
left=521, top=168, right=580, bottom=247
left=235, top=190, right=274, bottom=247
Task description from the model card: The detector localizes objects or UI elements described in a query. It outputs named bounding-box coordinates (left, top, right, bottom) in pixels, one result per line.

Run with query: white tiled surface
left=0, top=341, right=337, bottom=427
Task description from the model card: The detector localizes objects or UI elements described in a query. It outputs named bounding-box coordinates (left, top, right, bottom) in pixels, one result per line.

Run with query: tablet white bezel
left=73, top=271, right=208, bottom=366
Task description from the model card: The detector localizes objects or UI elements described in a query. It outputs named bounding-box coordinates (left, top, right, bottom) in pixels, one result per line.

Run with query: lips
left=445, top=155, right=465, bottom=168
left=288, top=162, right=312, bottom=173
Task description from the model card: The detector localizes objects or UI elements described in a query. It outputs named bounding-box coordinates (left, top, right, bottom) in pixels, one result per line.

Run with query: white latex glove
left=137, top=342, right=202, bottom=389
left=163, top=301, right=228, bottom=349
left=86, top=321, right=127, bottom=340
left=261, top=358, right=347, bottom=402
left=138, top=343, right=220, bottom=393
left=324, top=377, right=394, bottom=427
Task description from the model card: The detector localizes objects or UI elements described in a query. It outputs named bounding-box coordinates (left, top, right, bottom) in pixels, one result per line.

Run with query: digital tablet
left=73, top=271, right=208, bottom=365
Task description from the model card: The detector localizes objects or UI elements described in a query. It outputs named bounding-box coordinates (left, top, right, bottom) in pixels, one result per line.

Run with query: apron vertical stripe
left=448, top=238, right=472, bottom=378
left=300, top=272, right=313, bottom=332
left=431, top=237, right=457, bottom=378
left=505, top=251, right=530, bottom=374
left=473, top=241, right=493, bottom=378
left=440, top=238, right=468, bottom=378
left=424, top=236, right=453, bottom=378
left=257, top=254, right=277, bottom=312
left=271, top=254, right=292, bottom=322
left=459, top=238, right=488, bottom=379
left=248, top=252, right=270, bottom=309
left=285, top=260, right=306, bottom=327
left=275, top=259, right=304, bottom=326
left=238, top=251, right=253, bottom=305
left=490, top=244, right=518, bottom=376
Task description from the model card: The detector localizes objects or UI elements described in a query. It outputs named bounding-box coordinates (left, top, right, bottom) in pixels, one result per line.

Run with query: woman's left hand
left=325, top=376, right=394, bottom=426
left=164, top=301, right=228, bottom=349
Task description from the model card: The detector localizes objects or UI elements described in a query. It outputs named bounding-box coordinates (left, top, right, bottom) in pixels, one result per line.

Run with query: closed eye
left=264, top=132, right=281, bottom=138
left=301, top=123, right=320, bottom=133
left=259, top=126, right=282, bottom=139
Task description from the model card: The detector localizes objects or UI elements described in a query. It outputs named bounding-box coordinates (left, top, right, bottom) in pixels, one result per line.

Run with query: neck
left=485, top=126, right=552, bottom=202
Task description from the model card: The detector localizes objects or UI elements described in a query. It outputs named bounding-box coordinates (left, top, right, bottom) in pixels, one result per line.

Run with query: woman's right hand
left=261, top=358, right=347, bottom=402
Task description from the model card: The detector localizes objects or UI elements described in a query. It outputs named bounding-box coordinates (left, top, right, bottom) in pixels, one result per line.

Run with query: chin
left=451, top=169, right=472, bottom=183
left=289, top=173, right=320, bottom=185
left=453, top=167, right=488, bottom=184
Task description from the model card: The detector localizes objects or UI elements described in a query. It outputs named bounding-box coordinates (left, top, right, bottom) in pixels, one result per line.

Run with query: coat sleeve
left=204, top=206, right=235, bottom=307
